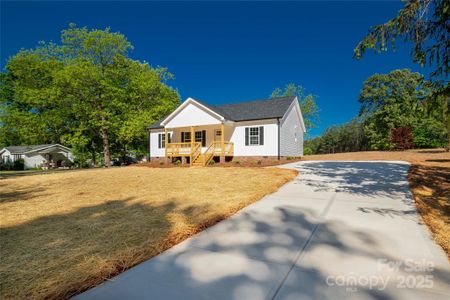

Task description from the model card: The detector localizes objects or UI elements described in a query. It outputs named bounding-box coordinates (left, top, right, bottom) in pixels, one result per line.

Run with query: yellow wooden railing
left=222, top=141, right=234, bottom=156
left=202, top=141, right=234, bottom=166
left=203, top=141, right=218, bottom=166
left=190, top=142, right=202, bottom=166
left=166, top=142, right=193, bottom=156
left=166, top=141, right=233, bottom=166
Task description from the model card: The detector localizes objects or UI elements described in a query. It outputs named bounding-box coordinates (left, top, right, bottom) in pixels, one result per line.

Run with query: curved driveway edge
left=75, top=161, right=450, bottom=300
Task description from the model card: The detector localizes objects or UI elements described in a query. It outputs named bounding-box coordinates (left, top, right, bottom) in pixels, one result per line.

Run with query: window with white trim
left=158, top=133, right=171, bottom=148
left=249, top=127, right=259, bottom=145
left=245, top=126, right=264, bottom=146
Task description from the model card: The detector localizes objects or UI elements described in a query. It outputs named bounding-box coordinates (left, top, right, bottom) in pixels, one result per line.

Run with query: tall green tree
left=354, top=0, right=449, bottom=78
left=0, top=24, right=180, bottom=166
left=359, top=69, right=447, bottom=149
left=0, top=46, right=67, bottom=147
left=271, top=83, right=320, bottom=130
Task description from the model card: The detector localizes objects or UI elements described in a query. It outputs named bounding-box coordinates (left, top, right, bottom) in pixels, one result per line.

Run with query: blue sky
left=1, top=1, right=433, bottom=137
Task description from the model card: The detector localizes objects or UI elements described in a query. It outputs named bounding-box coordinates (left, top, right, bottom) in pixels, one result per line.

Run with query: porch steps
left=192, top=154, right=204, bottom=167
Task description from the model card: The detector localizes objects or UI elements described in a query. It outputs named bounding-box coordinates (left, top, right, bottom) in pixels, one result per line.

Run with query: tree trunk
left=91, top=151, right=97, bottom=166
left=91, top=140, right=97, bottom=166
left=101, top=126, right=111, bottom=167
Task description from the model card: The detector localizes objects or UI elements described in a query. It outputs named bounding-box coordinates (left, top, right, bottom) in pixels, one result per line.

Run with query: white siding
left=164, top=102, right=222, bottom=128
left=149, top=129, right=168, bottom=158
left=24, top=153, right=46, bottom=169
left=230, top=119, right=279, bottom=156
left=0, top=149, right=12, bottom=163
left=24, top=152, right=72, bottom=169
left=280, top=100, right=304, bottom=156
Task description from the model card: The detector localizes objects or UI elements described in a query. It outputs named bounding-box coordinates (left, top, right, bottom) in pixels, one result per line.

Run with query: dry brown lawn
left=0, top=167, right=297, bottom=299
left=303, top=149, right=450, bottom=257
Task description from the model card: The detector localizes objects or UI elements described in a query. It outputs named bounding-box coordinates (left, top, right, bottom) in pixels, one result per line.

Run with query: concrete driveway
left=76, top=161, right=450, bottom=300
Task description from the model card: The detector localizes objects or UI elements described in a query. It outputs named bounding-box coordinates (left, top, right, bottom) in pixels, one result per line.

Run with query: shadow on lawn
left=0, top=186, right=48, bottom=204
left=1, top=196, right=214, bottom=299
left=408, top=164, right=450, bottom=215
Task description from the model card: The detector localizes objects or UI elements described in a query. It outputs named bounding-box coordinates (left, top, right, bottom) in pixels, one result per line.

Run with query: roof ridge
left=214, top=96, right=295, bottom=108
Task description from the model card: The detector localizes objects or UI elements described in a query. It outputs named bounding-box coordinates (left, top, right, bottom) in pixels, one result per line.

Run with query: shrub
left=303, top=147, right=313, bottom=155
left=174, top=159, right=181, bottom=165
left=72, top=150, right=91, bottom=168
left=390, top=127, right=414, bottom=150
left=0, top=162, right=13, bottom=171
left=257, top=160, right=262, bottom=165
left=208, top=160, right=215, bottom=166
left=159, top=161, right=164, bottom=165
left=412, top=118, right=448, bottom=148
left=13, top=158, right=25, bottom=170
left=233, top=160, right=240, bottom=165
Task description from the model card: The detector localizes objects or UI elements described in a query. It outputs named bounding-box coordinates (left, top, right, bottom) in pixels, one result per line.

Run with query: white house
left=147, top=96, right=306, bottom=166
left=0, top=144, right=73, bottom=169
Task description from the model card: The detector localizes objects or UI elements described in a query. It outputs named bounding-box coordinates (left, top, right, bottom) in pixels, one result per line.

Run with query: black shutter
left=168, top=133, right=172, bottom=143
left=158, top=134, right=161, bottom=148
left=181, top=132, right=185, bottom=143
left=245, top=128, right=249, bottom=146
left=202, top=130, right=206, bottom=147
left=259, top=126, right=264, bottom=145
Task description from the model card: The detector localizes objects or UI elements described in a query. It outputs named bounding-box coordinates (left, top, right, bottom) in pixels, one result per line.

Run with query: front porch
left=38, top=146, right=73, bottom=169
left=163, top=124, right=234, bottom=166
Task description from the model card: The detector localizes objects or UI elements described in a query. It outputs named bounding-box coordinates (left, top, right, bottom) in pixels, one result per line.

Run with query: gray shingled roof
left=2, top=144, right=59, bottom=154
left=148, top=96, right=295, bottom=129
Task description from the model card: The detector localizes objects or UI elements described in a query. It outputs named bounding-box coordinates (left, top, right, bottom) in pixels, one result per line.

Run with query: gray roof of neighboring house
left=148, top=96, right=295, bottom=129
left=1, top=144, right=67, bottom=154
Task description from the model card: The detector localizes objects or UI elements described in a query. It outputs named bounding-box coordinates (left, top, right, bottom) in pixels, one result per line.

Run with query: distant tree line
left=305, top=69, right=448, bottom=154
left=305, top=119, right=368, bottom=154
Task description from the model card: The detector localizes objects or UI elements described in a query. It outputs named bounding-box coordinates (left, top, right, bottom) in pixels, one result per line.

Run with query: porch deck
left=165, top=141, right=234, bottom=166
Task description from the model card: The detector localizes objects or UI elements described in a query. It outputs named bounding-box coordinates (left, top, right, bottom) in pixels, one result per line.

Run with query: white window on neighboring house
left=245, top=126, right=264, bottom=146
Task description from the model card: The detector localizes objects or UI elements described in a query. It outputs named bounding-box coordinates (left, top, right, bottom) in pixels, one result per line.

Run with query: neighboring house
left=0, top=144, right=73, bottom=169
left=147, top=96, right=306, bottom=166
